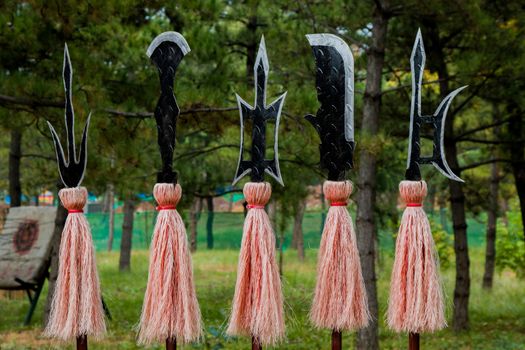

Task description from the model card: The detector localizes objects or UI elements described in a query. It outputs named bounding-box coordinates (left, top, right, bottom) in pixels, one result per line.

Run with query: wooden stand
left=331, top=330, right=342, bottom=350
left=409, top=332, right=420, bottom=350
left=76, top=335, right=87, bottom=350
left=252, top=336, right=262, bottom=350
left=166, top=337, right=176, bottom=350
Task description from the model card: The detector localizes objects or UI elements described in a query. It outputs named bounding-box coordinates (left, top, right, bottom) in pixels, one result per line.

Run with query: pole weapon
left=405, top=29, right=467, bottom=183
left=147, top=31, right=191, bottom=184
left=232, top=36, right=286, bottom=186
left=305, top=33, right=355, bottom=181
left=305, top=34, right=369, bottom=350
left=48, top=44, right=90, bottom=188
left=395, top=29, right=467, bottom=350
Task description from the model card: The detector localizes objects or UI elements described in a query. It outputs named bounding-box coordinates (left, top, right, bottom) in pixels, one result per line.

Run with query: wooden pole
left=166, top=337, right=176, bottom=350
left=409, top=332, right=420, bottom=350
left=331, top=330, right=342, bottom=350
left=76, top=335, right=87, bottom=350
left=252, top=336, right=262, bottom=350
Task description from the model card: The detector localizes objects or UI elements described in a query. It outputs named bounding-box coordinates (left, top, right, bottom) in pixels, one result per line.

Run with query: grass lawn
left=1, top=248, right=524, bottom=349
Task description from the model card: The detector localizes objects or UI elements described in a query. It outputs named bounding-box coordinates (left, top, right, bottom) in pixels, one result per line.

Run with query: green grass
left=1, top=248, right=524, bottom=349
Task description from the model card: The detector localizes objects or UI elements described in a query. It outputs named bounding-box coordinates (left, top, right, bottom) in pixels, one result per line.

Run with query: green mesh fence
left=86, top=210, right=488, bottom=252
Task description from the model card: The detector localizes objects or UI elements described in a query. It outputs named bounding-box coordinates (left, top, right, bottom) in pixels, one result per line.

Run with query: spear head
left=232, top=36, right=286, bottom=186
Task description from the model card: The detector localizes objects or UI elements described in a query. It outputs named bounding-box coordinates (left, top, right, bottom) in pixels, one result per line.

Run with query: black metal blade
left=405, top=29, right=466, bottom=183
left=47, top=44, right=89, bottom=188
left=147, top=32, right=190, bottom=184
left=232, top=36, right=285, bottom=186
left=305, top=34, right=354, bottom=181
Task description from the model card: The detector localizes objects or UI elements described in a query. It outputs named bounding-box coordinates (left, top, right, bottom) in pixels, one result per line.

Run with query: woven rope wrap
left=154, top=183, right=182, bottom=206
left=399, top=180, right=427, bottom=206
left=387, top=180, right=446, bottom=333
left=310, top=180, right=370, bottom=331
left=244, top=182, right=272, bottom=206
left=44, top=187, right=106, bottom=340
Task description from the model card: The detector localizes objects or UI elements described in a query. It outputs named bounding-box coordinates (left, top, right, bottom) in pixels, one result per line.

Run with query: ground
left=1, top=248, right=524, bottom=349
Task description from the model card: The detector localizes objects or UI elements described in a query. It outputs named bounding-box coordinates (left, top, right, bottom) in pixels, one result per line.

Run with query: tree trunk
left=206, top=196, right=214, bottom=249
left=501, top=197, right=509, bottom=227
left=482, top=157, right=498, bottom=289
left=9, top=129, right=22, bottom=207
left=245, top=2, right=259, bottom=82
left=483, top=106, right=501, bottom=289
left=119, top=199, right=135, bottom=271
left=426, top=21, right=470, bottom=331
left=292, top=199, right=306, bottom=261
left=508, top=105, right=525, bottom=241
left=189, top=197, right=202, bottom=253
left=44, top=181, right=67, bottom=325
left=107, top=183, right=115, bottom=252
left=355, top=4, right=388, bottom=349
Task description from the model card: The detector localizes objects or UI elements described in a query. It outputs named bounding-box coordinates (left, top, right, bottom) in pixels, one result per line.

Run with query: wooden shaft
left=409, top=332, right=420, bottom=350
left=76, top=335, right=87, bottom=350
left=252, top=336, right=262, bottom=350
left=331, top=330, right=342, bottom=350
left=166, top=337, right=176, bottom=350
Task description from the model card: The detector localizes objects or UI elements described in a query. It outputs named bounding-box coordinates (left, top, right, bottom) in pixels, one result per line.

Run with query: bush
left=496, top=212, right=525, bottom=277
left=429, top=218, right=454, bottom=269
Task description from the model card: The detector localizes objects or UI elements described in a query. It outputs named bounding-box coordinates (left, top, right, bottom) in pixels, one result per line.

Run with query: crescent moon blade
left=433, top=85, right=468, bottom=182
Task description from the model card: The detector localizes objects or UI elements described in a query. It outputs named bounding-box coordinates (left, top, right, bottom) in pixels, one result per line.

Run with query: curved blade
left=305, top=33, right=355, bottom=180
left=432, top=86, right=468, bottom=182
left=47, top=44, right=90, bottom=188
left=306, top=33, right=354, bottom=142
left=147, top=31, right=191, bottom=183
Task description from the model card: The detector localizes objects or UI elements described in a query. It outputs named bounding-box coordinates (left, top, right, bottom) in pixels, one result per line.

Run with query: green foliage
left=429, top=217, right=454, bottom=269
left=496, top=211, right=525, bottom=277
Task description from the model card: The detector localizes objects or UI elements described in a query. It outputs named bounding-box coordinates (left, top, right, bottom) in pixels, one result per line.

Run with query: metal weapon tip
left=254, top=35, right=269, bottom=74
left=412, top=29, right=424, bottom=52
left=146, top=31, right=191, bottom=58
left=259, top=34, right=266, bottom=48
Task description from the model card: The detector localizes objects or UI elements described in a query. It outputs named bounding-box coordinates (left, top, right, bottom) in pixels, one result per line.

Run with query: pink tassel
left=44, top=187, right=106, bottom=340
left=227, top=182, right=285, bottom=346
left=138, top=183, right=202, bottom=345
left=310, top=181, right=370, bottom=331
left=387, top=180, right=446, bottom=333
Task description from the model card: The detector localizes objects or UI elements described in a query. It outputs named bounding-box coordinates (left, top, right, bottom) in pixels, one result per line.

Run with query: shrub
left=496, top=212, right=525, bottom=277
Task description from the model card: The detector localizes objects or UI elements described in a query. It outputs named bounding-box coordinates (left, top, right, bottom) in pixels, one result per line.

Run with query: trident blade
left=305, top=33, right=355, bottom=181
left=147, top=31, right=190, bottom=184
left=47, top=44, right=90, bottom=188
left=405, top=29, right=466, bottom=182
left=232, top=36, right=286, bottom=186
